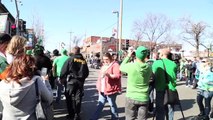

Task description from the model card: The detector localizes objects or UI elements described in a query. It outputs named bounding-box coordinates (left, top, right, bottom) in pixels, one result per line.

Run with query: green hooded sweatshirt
left=120, top=57, right=152, bottom=102
left=152, top=58, right=177, bottom=91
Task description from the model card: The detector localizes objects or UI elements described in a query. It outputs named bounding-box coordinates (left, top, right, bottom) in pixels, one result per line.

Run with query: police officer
left=61, top=46, right=89, bottom=120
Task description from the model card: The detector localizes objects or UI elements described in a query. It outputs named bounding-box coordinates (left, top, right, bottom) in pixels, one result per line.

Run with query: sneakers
left=196, top=113, right=209, bottom=120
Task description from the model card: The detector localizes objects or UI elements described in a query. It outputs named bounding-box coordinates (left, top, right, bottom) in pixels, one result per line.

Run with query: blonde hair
left=6, top=35, right=27, bottom=56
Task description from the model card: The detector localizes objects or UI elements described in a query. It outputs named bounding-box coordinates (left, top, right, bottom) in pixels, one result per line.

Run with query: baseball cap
left=135, top=46, right=148, bottom=61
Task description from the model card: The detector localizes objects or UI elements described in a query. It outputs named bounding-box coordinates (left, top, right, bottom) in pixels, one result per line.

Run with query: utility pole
left=68, top=31, right=73, bottom=52
left=14, top=0, right=20, bottom=35
left=118, top=0, right=123, bottom=61
left=112, top=11, right=119, bottom=55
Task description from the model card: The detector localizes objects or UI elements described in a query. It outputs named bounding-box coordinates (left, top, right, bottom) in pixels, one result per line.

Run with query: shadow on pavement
left=177, top=116, right=197, bottom=120
left=81, top=84, right=98, bottom=120
left=177, top=82, right=187, bottom=86
left=53, top=99, right=68, bottom=120
left=175, top=99, right=196, bottom=111
left=99, top=106, right=125, bottom=120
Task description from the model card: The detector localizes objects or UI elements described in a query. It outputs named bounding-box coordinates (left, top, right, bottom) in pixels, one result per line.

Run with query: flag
left=112, top=27, right=117, bottom=37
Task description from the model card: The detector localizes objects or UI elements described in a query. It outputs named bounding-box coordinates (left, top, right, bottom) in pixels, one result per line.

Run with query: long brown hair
left=6, top=54, right=36, bottom=84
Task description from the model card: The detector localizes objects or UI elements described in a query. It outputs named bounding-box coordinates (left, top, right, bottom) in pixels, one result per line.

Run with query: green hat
left=61, top=49, right=67, bottom=55
left=135, top=46, right=148, bottom=60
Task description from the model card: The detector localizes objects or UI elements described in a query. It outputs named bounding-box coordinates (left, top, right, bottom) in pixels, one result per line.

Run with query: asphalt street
left=53, top=68, right=204, bottom=120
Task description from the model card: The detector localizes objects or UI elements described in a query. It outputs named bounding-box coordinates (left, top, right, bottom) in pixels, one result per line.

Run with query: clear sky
left=1, top=0, right=213, bottom=51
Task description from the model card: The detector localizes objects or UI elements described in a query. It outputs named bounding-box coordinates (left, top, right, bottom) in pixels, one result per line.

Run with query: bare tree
left=30, top=11, right=45, bottom=44
left=132, top=14, right=172, bottom=51
left=180, top=18, right=208, bottom=57
left=133, top=32, right=143, bottom=48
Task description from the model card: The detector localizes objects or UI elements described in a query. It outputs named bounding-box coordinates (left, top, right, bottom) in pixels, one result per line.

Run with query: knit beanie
left=135, top=46, right=148, bottom=61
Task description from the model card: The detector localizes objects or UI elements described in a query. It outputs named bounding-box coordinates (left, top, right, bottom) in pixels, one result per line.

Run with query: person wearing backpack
left=0, top=33, right=12, bottom=120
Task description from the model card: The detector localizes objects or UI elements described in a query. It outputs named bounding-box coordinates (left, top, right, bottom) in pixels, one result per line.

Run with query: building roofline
left=0, top=3, right=15, bottom=21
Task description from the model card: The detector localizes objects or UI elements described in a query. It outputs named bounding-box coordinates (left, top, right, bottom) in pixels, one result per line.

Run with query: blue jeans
left=125, top=97, right=148, bottom=120
left=156, top=91, right=174, bottom=120
left=56, top=77, right=64, bottom=103
left=197, top=89, right=213, bottom=117
left=91, top=92, right=119, bottom=120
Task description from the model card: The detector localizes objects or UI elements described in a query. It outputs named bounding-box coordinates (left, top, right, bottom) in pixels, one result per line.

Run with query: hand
left=127, top=50, right=134, bottom=57
left=41, top=75, right=49, bottom=80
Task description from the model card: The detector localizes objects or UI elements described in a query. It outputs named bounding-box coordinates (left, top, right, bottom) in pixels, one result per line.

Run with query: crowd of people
left=1, top=33, right=213, bottom=120
left=0, top=33, right=89, bottom=120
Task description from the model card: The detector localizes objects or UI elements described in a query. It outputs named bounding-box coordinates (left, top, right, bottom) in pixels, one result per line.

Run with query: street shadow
left=121, top=87, right=126, bottom=94
left=177, top=82, right=187, bottom=86
left=86, top=77, right=98, bottom=80
left=85, top=79, right=97, bottom=83
left=100, top=106, right=125, bottom=120
left=53, top=99, right=68, bottom=120
left=175, top=99, right=196, bottom=111
left=177, top=116, right=197, bottom=120
left=81, top=84, right=99, bottom=120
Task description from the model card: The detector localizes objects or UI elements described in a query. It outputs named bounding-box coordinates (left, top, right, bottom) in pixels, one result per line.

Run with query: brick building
left=82, top=36, right=182, bottom=58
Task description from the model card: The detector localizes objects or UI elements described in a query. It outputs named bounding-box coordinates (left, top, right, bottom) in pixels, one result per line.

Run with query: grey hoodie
left=0, top=76, right=53, bottom=120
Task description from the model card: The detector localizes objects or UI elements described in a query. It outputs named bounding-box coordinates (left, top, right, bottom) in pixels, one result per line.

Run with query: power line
left=96, top=22, right=116, bottom=36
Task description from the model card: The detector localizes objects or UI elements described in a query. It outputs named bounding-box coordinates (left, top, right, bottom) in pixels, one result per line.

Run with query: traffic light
left=125, top=39, right=129, bottom=50
left=18, top=19, right=26, bottom=32
left=22, top=21, right=26, bottom=32
left=11, top=24, right=16, bottom=36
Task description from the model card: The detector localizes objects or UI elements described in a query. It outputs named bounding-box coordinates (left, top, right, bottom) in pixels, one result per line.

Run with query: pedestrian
left=185, top=60, right=194, bottom=87
left=91, top=52, right=121, bottom=120
left=0, top=33, right=11, bottom=79
left=152, top=48, right=177, bottom=120
left=52, top=49, right=69, bottom=104
left=51, top=49, right=60, bottom=61
left=33, top=45, right=52, bottom=73
left=195, top=58, right=213, bottom=120
left=0, top=53, right=53, bottom=120
left=5, top=35, right=27, bottom=64
left=0, top=33, right=11, bottom=120
left=61, top=46, right=89, bottom=120
left=120, top=46, right=152, bottom=120
left=145, top=50, right=156, bottom=114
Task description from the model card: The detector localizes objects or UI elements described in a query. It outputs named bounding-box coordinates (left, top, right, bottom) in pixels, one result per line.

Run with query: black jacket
left=61, top=53, right=89, bottom=83
left=34, top=54, right=52, bottom=73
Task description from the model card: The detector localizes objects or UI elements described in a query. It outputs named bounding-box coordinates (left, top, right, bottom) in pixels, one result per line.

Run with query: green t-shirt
left=120, top=57, right=152, bottom=102
left=53, top=55, right=69, bottom=77
left=152, top=58, right=177, bottom=91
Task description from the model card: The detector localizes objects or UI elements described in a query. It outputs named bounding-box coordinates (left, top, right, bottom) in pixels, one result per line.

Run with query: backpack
left=0, top=55, right=8, bottom=74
